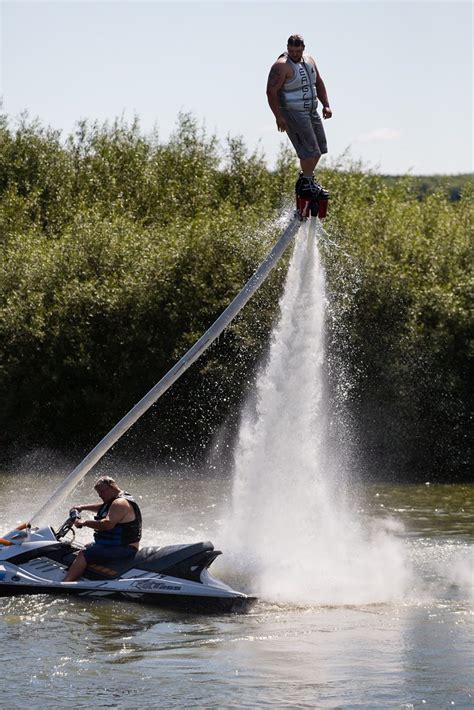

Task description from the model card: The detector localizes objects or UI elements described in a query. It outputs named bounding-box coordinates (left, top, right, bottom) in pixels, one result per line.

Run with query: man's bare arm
left=74, top=503, right=103, bottom=513
left=314, top=64, right=332, bottom=119
left=76, top=498, right=130, bottom=531
left=266, top=62, right=288, bottom=131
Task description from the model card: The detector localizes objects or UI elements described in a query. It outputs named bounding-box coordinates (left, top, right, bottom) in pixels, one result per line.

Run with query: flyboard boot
left=295, top=174, right=329, bottom=221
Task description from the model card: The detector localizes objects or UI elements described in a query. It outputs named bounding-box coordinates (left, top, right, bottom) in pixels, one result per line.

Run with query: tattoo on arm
left=267, top=65, right=284, bottom=89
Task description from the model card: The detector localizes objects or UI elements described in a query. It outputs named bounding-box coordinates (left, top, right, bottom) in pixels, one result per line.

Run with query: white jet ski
left=0, top=509, right=256, bottom=613
left=0, top=220, right=302, bottom=615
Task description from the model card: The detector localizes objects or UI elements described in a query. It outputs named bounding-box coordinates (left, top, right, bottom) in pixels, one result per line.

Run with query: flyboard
left=0, top=204, right=332, bottom=612
left=295, top=175, right=330, bottom=222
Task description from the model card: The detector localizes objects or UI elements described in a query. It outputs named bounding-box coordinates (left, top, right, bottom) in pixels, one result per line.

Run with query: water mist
left=223, top=221, right=410, bottom=605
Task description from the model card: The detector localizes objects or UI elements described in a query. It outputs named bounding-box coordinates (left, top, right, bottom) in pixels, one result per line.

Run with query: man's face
left=95, top=483, right=115, bottom=502
left=287, top=43, right=305, bottom=62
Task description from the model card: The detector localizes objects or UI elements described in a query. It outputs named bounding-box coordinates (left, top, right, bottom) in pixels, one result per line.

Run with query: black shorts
left=83, top=543, right=137, bottom=563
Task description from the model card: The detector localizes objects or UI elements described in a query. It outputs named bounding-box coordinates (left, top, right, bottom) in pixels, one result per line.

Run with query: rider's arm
left=75, top=503, right=102, bottom=513
left=266, top=61, right=288, bottom=130
left=313, top=62, right=332, bottom=118
left=78, top=498, right=129, bottom=531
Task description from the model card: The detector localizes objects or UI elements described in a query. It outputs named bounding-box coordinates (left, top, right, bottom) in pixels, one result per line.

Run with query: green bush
left=0, top=113, right=293, bottom=458
left=321, top=167, right=473, bottom=480
left=0, top=114, right=471, bottom=480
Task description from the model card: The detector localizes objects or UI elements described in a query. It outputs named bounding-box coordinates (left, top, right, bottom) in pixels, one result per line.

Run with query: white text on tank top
left=280, top=54, right=317, bottom=111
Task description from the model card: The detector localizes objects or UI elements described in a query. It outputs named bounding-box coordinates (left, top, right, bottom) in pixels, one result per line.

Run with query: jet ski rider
left=266, top=33, right=332, bottom=199
left=63, top=476, right=142, bottom=582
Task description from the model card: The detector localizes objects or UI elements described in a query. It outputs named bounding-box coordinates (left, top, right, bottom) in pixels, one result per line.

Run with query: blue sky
left=1, top=0, right=472, bottom=174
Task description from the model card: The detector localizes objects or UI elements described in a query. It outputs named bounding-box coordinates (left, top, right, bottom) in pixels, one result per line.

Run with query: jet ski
left=0, top=510, right=256, bottom=613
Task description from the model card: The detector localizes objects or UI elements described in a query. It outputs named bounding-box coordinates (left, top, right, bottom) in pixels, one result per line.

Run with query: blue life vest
left=93, top=492, right=142, bottom=546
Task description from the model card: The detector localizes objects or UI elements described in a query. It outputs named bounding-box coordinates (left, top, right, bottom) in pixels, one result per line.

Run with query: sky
left=1, top=0, right=472, bottom=175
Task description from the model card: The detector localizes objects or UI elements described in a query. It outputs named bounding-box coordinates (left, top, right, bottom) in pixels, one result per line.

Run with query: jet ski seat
left=84, top=541, right=220, bottom=582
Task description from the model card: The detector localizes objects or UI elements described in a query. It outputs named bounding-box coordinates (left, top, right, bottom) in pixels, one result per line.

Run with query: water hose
left=30, top=214, right=301, bottom=525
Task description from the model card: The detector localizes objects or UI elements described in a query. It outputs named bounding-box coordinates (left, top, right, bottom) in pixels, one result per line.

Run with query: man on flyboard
left=267, top=34, right=332, bottom=214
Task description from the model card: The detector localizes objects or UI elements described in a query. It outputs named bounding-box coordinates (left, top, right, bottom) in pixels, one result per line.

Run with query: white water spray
left=223, top=222, right=410, bottom=605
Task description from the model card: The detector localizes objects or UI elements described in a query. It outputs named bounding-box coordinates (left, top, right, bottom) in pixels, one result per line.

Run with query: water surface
left=1, top=227, right=471, bottom=707
left=0, top=472, right=472, bottom=709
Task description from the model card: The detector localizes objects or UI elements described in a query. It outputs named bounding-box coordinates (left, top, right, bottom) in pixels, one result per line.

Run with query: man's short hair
left=94, top=476, right=120, bottom=491
left=287, top=34, right=305, bottom=47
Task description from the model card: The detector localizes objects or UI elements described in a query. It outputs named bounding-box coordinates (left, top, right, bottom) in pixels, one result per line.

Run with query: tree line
left=0, top=114, right=472, bottom=481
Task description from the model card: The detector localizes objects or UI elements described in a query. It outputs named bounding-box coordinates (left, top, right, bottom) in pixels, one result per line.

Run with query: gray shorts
left=282, top=108, right=328, bottom=160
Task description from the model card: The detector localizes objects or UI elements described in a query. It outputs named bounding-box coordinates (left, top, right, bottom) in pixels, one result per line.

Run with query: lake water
left=1, top=227, right=472, bottom=707
left=0, top=471, right=472, bottom=709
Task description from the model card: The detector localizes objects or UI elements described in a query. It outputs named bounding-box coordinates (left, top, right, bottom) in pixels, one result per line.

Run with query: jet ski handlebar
left=55, top=508, right=81, bottom=540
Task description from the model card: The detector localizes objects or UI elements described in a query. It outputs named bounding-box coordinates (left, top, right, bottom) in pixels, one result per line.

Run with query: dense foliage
left=0, top=114, right=472, bottom=480
left=322, top=169, right=472, bottom=481
left=382, top=173, right=472, bottom=202
left=0, top=113, right=295, bottom=462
